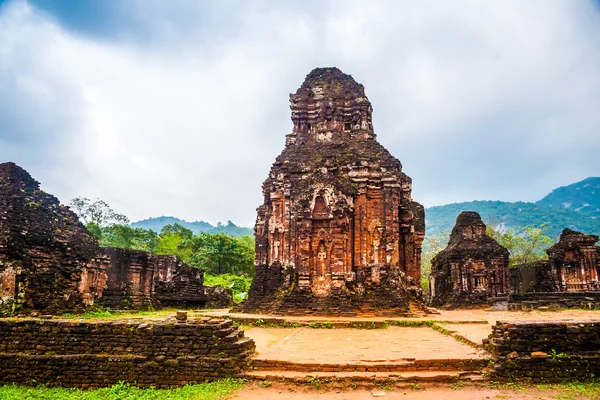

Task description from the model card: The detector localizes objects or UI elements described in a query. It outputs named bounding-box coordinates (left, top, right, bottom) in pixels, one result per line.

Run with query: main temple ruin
left=239, top=67, right=425, bottom=316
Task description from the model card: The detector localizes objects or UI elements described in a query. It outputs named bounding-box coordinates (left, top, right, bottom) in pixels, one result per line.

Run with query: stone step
left=251, top=358, right=487, bottom=373
left=244, top=369, right=485, bottom=383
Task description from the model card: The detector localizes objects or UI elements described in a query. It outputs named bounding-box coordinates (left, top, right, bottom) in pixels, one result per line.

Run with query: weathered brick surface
left=509, top=229, right=600, bottom=310
left=0, top=162, right=229, bottom=315
left=429, top=212, right=510, bottom=308
left=0, top=162, right=100, bottom=316
left=238, top=67, right=425, bottom=316
left=489, top=320, right=600, bottom=382
left=251, top=358, right=485, bottom=372
left=0, top=318, right=255, bottom=388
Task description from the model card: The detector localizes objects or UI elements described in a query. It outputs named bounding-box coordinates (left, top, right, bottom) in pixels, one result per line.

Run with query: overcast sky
left=1, top=0, right=599, bottom=227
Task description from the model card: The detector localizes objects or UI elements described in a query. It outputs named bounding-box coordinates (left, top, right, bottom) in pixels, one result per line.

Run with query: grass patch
left=549, top=381, right=600, bottom=400
left=60, top=307, right=184, bottom=320
left=0, top=379, right=244, bottom=400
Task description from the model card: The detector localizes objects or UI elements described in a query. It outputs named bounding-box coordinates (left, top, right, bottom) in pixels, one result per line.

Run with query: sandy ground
left=234, top=382, right=599, bottom=400
left=245, top=326, right=484, bottom=363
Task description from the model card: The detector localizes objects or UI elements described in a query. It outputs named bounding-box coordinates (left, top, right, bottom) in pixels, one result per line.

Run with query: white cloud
left=0, top=0, right=599, bottom=227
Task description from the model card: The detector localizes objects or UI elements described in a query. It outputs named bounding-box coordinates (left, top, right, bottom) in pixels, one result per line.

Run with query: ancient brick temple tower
left=239, top=67, right=425, bottom=316
left=429, top=211, right=510, bottom=308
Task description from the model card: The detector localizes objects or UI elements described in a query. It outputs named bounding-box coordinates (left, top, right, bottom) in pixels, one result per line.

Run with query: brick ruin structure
left=429, top=211, right=510, bottom=308
left=238, top=67, right=425, bottom=316
left=0, top=162, right=228, bottom=316
left=509, top=228, right=600, bottom=309
left=0, top=317, right=255, bottom=388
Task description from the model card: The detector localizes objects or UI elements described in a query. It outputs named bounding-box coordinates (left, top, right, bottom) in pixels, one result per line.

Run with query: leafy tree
left=99, top=225, right=159, bottom=251
left=486, top=222, right=553, bottom=265
left=187, top=233, right=254, bottom=275
left=420, top=232, right=449, bottom=291
left=70, top=197, right=129, bottom=227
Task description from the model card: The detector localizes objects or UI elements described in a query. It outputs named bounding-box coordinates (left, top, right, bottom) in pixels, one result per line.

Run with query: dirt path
left=234, top=382, right=597, bottom=399
left=245, top=326, right=484, bottom=363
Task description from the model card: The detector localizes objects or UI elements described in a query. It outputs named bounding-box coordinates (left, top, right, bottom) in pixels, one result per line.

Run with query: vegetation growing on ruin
left=420, top=221, right=554, bottom=289
left=69, top=198, right=254, bottom=301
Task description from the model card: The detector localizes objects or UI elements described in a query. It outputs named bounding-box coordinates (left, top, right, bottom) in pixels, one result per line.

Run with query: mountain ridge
left=131, top=177, right=599, bottom=241
left=131, top=216, right=253, bottom=237
left=425, top=177, right=599, bottom=240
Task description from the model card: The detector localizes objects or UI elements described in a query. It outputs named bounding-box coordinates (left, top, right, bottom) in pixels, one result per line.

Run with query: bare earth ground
left=234, top=381, right=600, bottom=400
left=245, top=326, right=484, bottom=363
left=203, top=308, right=600, bottom=325
left=202, top=308, right=600, bottom=359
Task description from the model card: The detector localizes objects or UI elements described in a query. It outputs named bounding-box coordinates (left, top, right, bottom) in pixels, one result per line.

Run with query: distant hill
left=425, top=177, right=600, bottom=241
left=536, top=177, right=600, bottom=214
left=131, top=216, right=253, bottom=237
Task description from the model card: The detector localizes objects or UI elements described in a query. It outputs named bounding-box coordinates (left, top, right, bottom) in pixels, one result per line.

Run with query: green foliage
left=420, top=231, right=449, bottom=287
left=98, top=224, right=159, bottom=251
left=85, top=220, right=255, bottom=279
left=537, top=177, right=600, bottom=214
left=204, top=274, right=252, bottom=303
left=69, top=197, right=129, bottom=227
left=0, top=379, right=244, bottom=399
left=185, top=233, right=254, bottom=276
left=131, top=217, right=253, bottom=237
left=426, top=199, right=600, bottom=243
left=486, top=222, right=553, bottom=265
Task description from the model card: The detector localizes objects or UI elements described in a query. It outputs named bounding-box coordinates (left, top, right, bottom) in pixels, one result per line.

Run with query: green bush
left=204, top=274, right=252, bottom=303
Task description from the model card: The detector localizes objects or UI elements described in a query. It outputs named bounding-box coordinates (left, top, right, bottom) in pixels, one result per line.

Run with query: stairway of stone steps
left=244, top=358, right=489, bottom=383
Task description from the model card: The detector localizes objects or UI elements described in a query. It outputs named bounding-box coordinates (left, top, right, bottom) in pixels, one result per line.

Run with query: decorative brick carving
left=429, top=211, right=510, bottom=307
left=509, top=228, right=600, bottom=310
left=239, top=68, right=425, bottom=316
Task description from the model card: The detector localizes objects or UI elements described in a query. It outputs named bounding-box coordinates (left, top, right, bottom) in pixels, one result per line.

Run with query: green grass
left=0, top=379, right=244, bottom=400
left=60, top=307, right=184, bottom=320
left=549, top=382, right=600, bottom=400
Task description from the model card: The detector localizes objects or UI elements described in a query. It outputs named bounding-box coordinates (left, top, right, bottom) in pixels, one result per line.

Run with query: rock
left=371, top=392, right=387, bottom=397
left=507, top=351, right=519, bottom=359
left=238, top=67, right=425, bottom=316
left=203, top=286, right=233, bottom=309
left=530, top=351, right=548, bottom=359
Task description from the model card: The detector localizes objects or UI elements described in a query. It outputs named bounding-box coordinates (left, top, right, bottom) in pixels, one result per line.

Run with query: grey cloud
left=0, top=0, right=599, bottom=227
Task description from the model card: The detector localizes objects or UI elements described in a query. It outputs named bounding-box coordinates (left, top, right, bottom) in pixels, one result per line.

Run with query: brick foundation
left=0, top=317, right=255, bottom=388
left=489, top=320, right=600, bottom=382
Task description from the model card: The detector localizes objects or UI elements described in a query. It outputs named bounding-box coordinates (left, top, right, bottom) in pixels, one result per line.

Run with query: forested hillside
left=131, top=217, right=253, bottom=237
left=425, top=177, right=600, bottom=241
left=536, top=177, right=600, bottom=214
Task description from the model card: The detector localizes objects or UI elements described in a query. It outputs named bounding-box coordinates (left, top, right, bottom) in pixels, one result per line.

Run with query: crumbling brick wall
left=98, top=248, right=214, bottom=310
left=489, top=320, right=600, bottom=382
left=0, top=162, right=100, bottom=316
left=0, top=317, right=255, bottom=388
left=0, top=162, right=229, bottom=315
left=509, top=229, right=600, bottom=310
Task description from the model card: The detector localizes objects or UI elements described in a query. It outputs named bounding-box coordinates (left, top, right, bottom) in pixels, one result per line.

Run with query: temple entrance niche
left=312, top=192, right=330, bottom=220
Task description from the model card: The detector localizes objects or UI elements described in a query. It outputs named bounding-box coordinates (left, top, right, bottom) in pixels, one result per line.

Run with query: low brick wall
left=0, top=317, right=255, bottom=388
left=490, top=320, right=600, bottom=382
